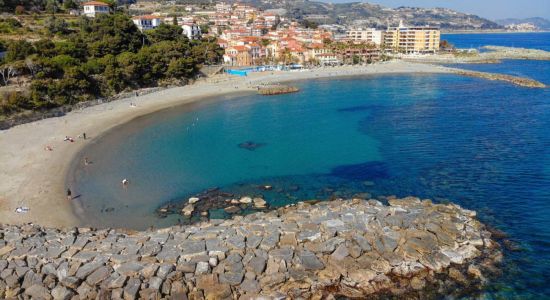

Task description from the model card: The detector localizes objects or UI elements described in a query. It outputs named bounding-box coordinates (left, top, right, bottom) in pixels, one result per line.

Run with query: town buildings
left=125, top=1, right=441, bottom=67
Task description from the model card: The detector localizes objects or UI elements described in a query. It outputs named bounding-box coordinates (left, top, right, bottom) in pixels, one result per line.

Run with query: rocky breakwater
left=0, top=197, right=501, bottom=299
left=482, top=46, right=550, bottom=61
left=451, top=69, right=546, bottom=88
left=258, top=85, right=299, bottom=96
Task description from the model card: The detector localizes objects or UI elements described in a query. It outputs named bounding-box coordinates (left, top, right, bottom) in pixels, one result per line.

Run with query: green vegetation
left=0, top=13, right=223, bottom=116
left=299, top=19, right=318, bottom=29
left=0, top=17, right=23, bottom=33
left=1, top=0, right=50, bottom=13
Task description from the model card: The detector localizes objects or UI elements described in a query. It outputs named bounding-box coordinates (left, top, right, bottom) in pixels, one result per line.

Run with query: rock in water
left=238, top=141, right=266, bottom=151
left=181, top=204, right=194, bottom=216
left=188, top=197, right=200, bottom=204
left=253, top=198, right=267, bottom=209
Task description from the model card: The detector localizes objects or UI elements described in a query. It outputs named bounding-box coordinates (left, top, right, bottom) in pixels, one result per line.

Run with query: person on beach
left=122, top=178, right=129, bottom=188
left=44, top=145, right=53, bottom=151
left=67, top=188, right=72, bottom=200
left=84, top=157, right=90, bottom=166
left=83, top=132, right=87, bottom=140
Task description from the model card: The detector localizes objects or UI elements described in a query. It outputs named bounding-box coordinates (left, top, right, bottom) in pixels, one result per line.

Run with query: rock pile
left=0, top=197, right=501, bottom=299
left=258, top=85, right=299, bottom=95
left=157, top=189, right=269, bottom=222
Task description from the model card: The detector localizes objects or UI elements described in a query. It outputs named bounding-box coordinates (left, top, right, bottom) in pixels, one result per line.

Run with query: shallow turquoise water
left=70, top=33, right=550, bottom=297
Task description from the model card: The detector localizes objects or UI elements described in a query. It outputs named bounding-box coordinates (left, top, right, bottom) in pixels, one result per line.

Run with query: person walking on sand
left=83, top=132, right=87, bottom=140
left=84, top=157, right=90, bottom=166
left=67, top=188, right=72, bottom=200
left=122, top=178, right=129, bottom=189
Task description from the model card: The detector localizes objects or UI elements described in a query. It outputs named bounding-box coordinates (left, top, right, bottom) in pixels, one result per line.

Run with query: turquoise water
left=70, top=33, right=550, bottom=297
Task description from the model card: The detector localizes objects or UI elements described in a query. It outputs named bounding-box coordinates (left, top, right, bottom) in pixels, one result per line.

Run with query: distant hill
left=232, top=0, right=502, bottom=30
left=495, top=17, right=550, bottom=30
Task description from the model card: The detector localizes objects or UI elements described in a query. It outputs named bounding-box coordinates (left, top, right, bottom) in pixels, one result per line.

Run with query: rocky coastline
left=0, top=197, right=501, bottom=299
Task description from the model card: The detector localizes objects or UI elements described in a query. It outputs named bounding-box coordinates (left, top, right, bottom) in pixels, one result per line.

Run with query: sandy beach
left=0, top=61, right=450, bottom=228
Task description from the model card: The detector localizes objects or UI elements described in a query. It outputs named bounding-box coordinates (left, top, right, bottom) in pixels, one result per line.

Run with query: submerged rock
left=238, top=141, right=266, bottom=151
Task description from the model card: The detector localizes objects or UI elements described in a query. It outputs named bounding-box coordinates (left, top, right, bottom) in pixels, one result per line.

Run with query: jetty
left=0, top=197, right=501, bottom=299
left=450, top=69, right=547, bottom=88
left=258, top=85, right=299, bottom=95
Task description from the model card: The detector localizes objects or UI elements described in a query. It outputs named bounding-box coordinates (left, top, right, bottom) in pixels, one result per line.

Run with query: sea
left=69, top=32, right=550, bottom=298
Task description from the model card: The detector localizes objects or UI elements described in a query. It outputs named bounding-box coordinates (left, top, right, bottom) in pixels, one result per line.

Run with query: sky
left=318, top=0, right=550, bottom=20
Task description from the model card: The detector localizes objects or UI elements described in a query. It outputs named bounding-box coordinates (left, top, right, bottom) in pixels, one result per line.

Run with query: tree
left=146, top=23, right=184, bottom=43
left=0, top=12, right=224, bottom=117
left=14, top=5, right=25, bottom=15
left=81, top=14, right=144, bottom=57
left=199, top=24, right=209, bottom=34
left=166, top=57, right=195, bottom=79
left=5, top=40, right=35, bottom=62
left=352, top=54, right=361, bottom=65
left=0, top=64, right=18, bottom=86
left=45, top=0, right=59, bottom=14
left=63, top=0, right=78, bottom=10
left=300, top=19, right=318, bottom=29
left=440, top=40, right=454, bottom=50
left=45, top=16, right=70, bottom=35
left=260, top=39, right=271, bottom=47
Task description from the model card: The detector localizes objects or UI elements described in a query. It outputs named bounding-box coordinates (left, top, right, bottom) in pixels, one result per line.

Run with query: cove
left=69, top=66, right=550, bottom=298
left=67, top=33, right=550, bottom=298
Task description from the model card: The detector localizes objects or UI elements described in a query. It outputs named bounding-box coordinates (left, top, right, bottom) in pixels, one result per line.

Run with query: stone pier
left=0, top=197, right=501, bottom=299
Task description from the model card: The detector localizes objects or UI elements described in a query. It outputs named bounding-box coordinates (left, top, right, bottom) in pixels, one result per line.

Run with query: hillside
left=236, top=0, right=502, bottom=30
left=496, top=17, right=550, bottom=30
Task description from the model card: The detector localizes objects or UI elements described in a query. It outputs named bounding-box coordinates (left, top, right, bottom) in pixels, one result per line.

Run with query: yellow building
left=383, top=21, right=440, bottom=54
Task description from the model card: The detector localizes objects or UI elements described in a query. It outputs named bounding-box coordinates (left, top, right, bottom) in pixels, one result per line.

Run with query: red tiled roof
left=233, top=46, right=248, bottom=52
left=82, top=1, right=109, bottom=6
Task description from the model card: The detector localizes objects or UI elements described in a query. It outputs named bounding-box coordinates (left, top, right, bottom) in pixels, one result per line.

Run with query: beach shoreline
left=0, top=61, right=452, bottom=228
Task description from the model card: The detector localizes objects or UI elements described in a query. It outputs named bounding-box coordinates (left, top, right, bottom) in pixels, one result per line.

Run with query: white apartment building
left=182, top=24, right=202, bottom=40
left=346, top=28, right=383, bottom=45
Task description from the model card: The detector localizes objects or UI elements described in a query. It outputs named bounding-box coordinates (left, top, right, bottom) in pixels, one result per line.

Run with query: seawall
left=0, top=197, right=501, bottom=299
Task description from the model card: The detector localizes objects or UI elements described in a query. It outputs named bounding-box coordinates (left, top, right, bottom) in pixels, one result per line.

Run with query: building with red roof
left=82, top=1, right=110, bottom=18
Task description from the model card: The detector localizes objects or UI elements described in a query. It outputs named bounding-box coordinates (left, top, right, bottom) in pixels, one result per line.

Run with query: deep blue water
left=70, top=33, right=550, bottom=298
left=442, top=32, right=550, bottom=51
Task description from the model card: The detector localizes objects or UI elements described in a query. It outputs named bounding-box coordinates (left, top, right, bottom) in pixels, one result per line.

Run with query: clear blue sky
left=319, top=0, right=550, bottom=20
